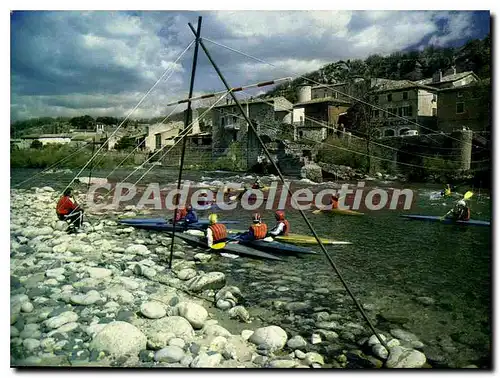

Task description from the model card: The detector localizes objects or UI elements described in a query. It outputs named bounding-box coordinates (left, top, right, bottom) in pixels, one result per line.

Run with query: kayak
left=235, top=237, right=317, bottom=255
left=275, top=235, right=352, bottom=246
left=118, top=218, right=239, bottom=231
left=317, top=208, right=364, bottom=216
left=226, top=230, right=350, bottom=246
left=401, top=215, right=490, bottom=227
left=172, top=232, right=282, bottom=261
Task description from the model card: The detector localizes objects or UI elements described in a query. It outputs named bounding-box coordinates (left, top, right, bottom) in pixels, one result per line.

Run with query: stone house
left=416, top=67, right=479, bottom=90
left=211, top=97, right=293, bottom=169
left=293, top=85, right=351, bottom=142
left=437, top=78, right=491, bottom=134
left=369, top=80, right=438, bottom=138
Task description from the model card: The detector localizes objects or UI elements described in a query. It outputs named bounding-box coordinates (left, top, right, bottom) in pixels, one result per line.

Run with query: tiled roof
left=438, top=77, right=491, bottom=92
left=214, top=96, right=291, bottom=110
left=371, top=80, right=437, bottom=93
left=294, top=97, right=351, bottom=107
left=417, top=71, right=476, bottom=85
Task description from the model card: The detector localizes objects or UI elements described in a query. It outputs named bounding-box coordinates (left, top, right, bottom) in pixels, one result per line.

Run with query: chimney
left=432, top=70, right=443, bottom=83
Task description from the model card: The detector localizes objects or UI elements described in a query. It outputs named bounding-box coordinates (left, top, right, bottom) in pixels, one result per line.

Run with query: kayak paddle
left=211, top=234, right=241, bottom=250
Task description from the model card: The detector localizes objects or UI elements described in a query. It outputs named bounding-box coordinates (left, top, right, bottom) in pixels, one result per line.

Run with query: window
left=402, top=92, right=408, bottom=100
left=401, top=106, right=413, bottom=117
left=232, top=116, right=237, bottom=124
left=457, top=91, right=463, bottom=98
left=155, top=133, right=161, bottom=150
left=456, top=102, right=465, bottom=114
left=398, top=107, right=403, bottom=117
left=432, top=94, right=437, bottom=102
left=384, top=129, right=395, bottom=137
left=387, top=94, right=392, bottom=102
left=372, top=95, right=378, bottom=104
left=221, top=117, right=225, bottom=127
left=373, top=110, right=379, bottom=118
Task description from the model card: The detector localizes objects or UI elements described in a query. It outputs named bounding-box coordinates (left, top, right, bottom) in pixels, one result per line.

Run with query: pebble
left=21, top=302, right=34, bottom=313
left=287, top=335, right=307, bottom=349
left=154, top=346, right=185, bottom=363
left=140, top=301, right=166, bottom=319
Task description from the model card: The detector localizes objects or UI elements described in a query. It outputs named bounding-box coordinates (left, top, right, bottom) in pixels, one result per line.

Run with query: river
left=10, top=167, right=492, bottom=368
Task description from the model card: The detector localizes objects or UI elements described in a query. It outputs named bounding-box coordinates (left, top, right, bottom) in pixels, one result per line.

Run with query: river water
left=10, top=167, right=492, bottom=368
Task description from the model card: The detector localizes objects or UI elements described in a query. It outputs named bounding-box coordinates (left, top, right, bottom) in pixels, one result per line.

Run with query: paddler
left=239, top=213, right=268, bottom=241
left=330, top=194, right=339, bottom=210
left=206, top=213, right=228, bottom=247
left=269, top=210, right=290, bottom=236
left=448, top=199, right=471, bottom=221
left=252, top=178, right=263, bottom=189
left=185, top=205, right=198, bottom=225
left=56, top=187, right=84, bottom=234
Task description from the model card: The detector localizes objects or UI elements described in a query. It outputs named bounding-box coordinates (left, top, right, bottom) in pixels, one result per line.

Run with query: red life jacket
left=209, top=223, right=227, bottom=242
left=56, top=196, right=77, bottom=216
left=250, top=223, right=267, bottom=240
left=175, top=207, right=187, bottom=221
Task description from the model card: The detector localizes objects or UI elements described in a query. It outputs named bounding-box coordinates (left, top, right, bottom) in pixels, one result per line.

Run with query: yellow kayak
left=314, top=208, right=364, bottom=216
left=227, top=230, right=350, bottom=245
left=275, top=234, right=351, bottom=245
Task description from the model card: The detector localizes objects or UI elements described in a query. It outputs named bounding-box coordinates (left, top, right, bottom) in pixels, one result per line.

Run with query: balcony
left=223, top=123, right=240, bottom=131
left=293, top=120, right=329, bottom=128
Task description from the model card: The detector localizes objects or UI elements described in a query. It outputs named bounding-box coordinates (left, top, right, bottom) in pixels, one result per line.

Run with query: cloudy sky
left=10, top=10, right=490, bottom=122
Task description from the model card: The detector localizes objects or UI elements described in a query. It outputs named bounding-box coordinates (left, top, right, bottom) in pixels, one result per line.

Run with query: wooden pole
left=168, top=16, right=203, bottom=269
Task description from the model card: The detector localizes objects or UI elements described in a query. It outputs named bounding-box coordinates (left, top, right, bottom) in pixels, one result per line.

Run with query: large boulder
left=90, top=321, right=146, bottom=358
left=187, top=272, right=226, bottom=293
left=145, top=316, right=194, bottom=349
left=300, top=163, right=322, bottom=183
left=248, top=325, right=288, bottom=351
left=175, top=302, right=208, bottom=329
left=386, top=346, right=426, bottom=368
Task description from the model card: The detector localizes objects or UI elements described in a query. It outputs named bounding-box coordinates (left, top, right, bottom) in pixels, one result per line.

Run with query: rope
left=103, top=103, right=184, bottom=180
left=89, top=92, right=229, bottom=223
left=61, top=39, right=196, bottom=196
left=191, top=33, right=390, bottom=350
left=12, top=141, right=93, bottom=188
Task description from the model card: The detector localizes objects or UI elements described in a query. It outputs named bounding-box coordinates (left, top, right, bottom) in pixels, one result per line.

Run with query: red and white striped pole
left=166, top=77, right=292, bottom=106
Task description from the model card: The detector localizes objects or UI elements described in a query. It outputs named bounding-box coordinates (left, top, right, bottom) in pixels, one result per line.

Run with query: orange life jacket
left=250, top=223, right=267, bottom=240
left=56, top=196, right=77, bottom=215
left=175, top=207, right=187, bottom=221
left=209, top=223, right=227, bottom=242
left=331, top=197, right=339, bottom=209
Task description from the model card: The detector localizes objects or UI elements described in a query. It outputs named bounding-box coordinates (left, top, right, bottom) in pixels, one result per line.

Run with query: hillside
left=11, top=34, right=490, bottom=137
left=263, top=34, right=491, bottom=103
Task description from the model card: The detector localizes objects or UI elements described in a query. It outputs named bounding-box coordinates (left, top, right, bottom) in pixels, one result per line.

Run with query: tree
left=30, top=140, right=43, bottom=149
left=114, top=136, right=136, bottom=151
left=70, top=115, right=95, bottom=130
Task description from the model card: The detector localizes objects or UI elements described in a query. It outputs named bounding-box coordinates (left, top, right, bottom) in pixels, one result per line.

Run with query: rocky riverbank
left=10, top=186, right=473, bottom=368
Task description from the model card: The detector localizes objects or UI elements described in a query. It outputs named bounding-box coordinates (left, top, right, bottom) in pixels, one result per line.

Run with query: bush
left=316, top=136, right=368, bottom=171
left=30, top=140, right=43, bottom=149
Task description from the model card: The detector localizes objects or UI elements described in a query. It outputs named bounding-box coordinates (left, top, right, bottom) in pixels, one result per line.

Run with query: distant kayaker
left=441, top=184, right=452, bottom=197
left=169, top=206, right=187, bottom=223
left=330, top=194, right=339, bottom=210
left=185, top=205, right=198, bottom=225
left=239, top=213, right=268, bottom=241
left=252, top=178, right=263, bottom=189
left=269, top=211, right=290, bottom=236
left=206, top=213, right=228, bottom=247
left=449, top=199, right=470, bottom=221
left=56, top=188, right=84, bottom=234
